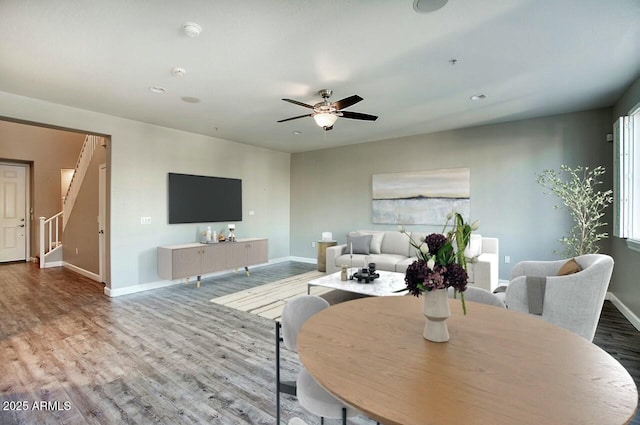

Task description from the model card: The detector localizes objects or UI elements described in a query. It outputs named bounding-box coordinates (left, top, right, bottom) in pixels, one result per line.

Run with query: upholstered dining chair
left=276, top=295, right=358, bottom=425
left=503, top=254, right=614, bottom=341
left=448, top=286, right=506, bottom=308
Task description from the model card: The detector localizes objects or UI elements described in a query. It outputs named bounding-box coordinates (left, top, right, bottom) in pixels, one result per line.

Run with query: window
left=614, top=103, right=640, bottom=251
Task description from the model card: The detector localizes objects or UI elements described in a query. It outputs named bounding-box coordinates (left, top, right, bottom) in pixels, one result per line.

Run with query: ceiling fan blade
left=340, top=111, right=378, bottom=121
left=277, top=113, right=312, bottom=123
left=282, top=98, right=315, bottom=109
left=333, top=95, right=363, bottom=111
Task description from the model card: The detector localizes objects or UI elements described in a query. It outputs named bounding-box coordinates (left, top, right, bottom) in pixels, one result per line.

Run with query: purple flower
left=404, top=260, right=447, bottom=296
left=424, top=233, right=447, bottom=255
left=445, top=263, right=468, bottom=292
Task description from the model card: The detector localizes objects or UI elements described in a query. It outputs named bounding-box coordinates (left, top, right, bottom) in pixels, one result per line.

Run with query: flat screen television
left=168, top=173, right=242, bottom=224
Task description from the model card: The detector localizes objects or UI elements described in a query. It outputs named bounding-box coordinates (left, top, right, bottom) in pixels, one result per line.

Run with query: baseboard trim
left=63, top=262, right=101, bottom=282
left=606, top=292, right=640, bottom=331
left=288, top=256, right=317, bottom=264
left=42, top=261, right=63, bottom=268
left=105, top=257, right=306, bottom=297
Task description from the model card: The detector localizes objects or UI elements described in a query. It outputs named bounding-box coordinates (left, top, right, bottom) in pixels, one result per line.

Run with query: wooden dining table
left=297, top=296, right=638, bottom=425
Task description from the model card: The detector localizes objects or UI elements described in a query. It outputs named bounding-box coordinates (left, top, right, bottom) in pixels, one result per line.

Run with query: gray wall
left=610, top=76, right=640, bottom=316
left=0, top=91, right=291, bottom=293
left=290, top=108, right=614, bottom=280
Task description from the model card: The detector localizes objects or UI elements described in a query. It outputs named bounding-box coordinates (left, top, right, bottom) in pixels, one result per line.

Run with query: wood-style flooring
left=0, top=261, right=638, bottom=425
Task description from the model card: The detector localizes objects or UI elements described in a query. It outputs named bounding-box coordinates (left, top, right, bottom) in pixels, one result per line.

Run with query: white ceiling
left=1, top=0, right=639, bottom=153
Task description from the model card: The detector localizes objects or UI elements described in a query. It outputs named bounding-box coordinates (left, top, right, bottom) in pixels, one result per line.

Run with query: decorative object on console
left=228, top=224, right=236, bottom=242
left=372, top=168, right=470, bottom=225
left=401, top=211, right=478, bottom=342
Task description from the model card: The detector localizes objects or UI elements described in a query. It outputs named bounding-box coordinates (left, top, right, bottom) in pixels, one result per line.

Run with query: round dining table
left=297, top=296, right=638, bottom=425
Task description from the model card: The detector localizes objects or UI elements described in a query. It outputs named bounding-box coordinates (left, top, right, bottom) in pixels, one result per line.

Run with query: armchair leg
left=342, top=407, right=347, bottom=425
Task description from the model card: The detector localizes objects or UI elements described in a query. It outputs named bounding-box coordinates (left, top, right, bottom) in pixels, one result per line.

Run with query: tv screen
left=168, top=173, right=242, bottom=224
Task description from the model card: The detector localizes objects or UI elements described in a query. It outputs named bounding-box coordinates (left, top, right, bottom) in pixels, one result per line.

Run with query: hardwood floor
left=0, top=261, right=638, bottom=425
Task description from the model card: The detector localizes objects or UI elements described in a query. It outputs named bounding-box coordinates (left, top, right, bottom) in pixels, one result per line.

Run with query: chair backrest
left=281, top=295, right=330, bottom=353
left=448, top=286, right=505, bottom=308
left=505, top=254, right=614, bottom=341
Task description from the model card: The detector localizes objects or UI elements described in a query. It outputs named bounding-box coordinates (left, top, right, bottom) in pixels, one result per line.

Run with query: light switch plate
left=141, top=216, right=151, bottom=224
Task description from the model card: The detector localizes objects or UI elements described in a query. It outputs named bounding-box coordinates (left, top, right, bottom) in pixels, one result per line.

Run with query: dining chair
left=448, top=286, right=506, bottom=308
left=276, top=295, right=358, bottom=425
left=504, top=254, right=614, bottom=341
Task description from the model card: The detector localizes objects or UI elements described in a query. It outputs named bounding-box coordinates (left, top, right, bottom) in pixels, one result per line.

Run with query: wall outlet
left=75, top=248, right=79, bottom=254
left=249, top=210, right=255, bottom=216
left=311, top=241, right=316, bottom=248
left=140, top=216, right=151, bottom=224
left=504, top=255, right=510, bottom=264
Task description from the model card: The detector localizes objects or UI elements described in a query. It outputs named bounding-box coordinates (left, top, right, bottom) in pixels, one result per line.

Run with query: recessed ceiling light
left=181, top=96, right=200, bottom=103
left=470, top=94, right=487, bottom=101
left=292, top=131, right=302, bottom=135
left=172, top=67, right=186, bottom=77
left=149, top=86, right=166, bottom=94
left=183, top=22, right=202, bottom=38
left=413, top=0, right=448, bottom=13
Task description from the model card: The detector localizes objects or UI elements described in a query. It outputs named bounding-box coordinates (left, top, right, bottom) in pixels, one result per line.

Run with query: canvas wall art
left=372, top=168, right=470, bottom=225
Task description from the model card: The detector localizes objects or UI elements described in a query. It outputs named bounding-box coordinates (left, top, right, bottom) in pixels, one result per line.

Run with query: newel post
left=39, top=217, right=45, bottom=268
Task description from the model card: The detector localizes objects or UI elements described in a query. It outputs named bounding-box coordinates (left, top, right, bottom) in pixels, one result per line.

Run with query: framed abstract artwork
left=372, top=168, right=470, bottom=225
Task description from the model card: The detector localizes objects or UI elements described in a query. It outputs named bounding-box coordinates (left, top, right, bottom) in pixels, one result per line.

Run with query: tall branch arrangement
left=536, top=165, right=613, bottom=257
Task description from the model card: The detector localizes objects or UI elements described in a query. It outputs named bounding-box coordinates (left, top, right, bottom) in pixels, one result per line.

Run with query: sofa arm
left=481, top=237, right=499, bottom=255
left=325, top=244, right=346, bottom=274
left=470, top=253, right=498, bottom=292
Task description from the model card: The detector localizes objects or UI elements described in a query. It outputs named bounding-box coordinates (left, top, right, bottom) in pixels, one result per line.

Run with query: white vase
left=422, top=288, right=451, bottom=342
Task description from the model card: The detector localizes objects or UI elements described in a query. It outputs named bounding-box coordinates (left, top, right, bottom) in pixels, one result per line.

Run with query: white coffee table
left=307, top=270, right=408, bottom=297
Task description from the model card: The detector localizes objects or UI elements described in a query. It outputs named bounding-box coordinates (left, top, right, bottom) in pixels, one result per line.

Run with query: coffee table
left=307, top=270, right=408, bottom=296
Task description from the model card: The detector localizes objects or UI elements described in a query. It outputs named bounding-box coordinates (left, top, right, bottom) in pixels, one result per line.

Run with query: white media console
left=157, top=238, right=268, bottom=287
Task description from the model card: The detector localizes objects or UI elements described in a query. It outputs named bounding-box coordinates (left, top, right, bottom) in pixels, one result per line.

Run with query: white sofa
left=325, top=230, right=499, bottom=292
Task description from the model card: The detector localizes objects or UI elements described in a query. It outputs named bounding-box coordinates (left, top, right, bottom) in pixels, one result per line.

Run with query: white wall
left=0, top=91, right=291, bottom=293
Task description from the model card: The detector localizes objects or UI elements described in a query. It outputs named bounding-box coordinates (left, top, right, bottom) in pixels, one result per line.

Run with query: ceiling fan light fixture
left=313, top=112, right=338, bottom=128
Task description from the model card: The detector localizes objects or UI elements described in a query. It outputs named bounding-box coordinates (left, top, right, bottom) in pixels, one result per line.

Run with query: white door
left=98, top=163, right=106, bottom=282
left=0, top=164, right=27, bottom=262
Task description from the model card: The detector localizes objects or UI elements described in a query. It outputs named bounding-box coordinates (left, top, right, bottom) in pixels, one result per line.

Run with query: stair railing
left=63, top=135, right=102, bottom=229
left=39, top=212, right=63, bottom=268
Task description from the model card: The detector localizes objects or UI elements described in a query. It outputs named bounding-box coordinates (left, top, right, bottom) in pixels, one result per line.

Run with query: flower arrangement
left=399, top=211, right=479, bottom=314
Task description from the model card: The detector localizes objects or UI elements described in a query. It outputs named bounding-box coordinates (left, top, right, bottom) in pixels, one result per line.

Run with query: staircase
left=39, top=134, right=104, bottom=268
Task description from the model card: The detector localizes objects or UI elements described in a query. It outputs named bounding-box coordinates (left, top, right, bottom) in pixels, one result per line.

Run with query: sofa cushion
left=381, top=231, right=411, bottom=257
left=358, top=231, right=385, bottom=254
left=395, top=257, right=418, bottom=273
left=347, top=233, right=372, bottom=255
left=370, top=254, right=407, bottom=271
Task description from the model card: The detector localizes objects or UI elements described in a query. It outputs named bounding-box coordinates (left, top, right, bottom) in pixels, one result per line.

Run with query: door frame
left=0, top=161, right=31, bottom=262
left=98, top=163, right=106, bottom=282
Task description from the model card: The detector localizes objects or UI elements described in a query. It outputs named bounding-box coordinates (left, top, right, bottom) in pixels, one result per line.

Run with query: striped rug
left=210, top=270, right=336, bottom=320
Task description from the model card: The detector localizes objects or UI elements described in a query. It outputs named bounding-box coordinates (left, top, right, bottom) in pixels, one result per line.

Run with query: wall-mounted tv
left=168, top=173, right=242, bottom=224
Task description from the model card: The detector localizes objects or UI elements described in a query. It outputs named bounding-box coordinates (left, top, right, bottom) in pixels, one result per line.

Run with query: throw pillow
left=347, top=234, right=373, bottom=255
left=558, top=259, right=582, bottom=276
left=359, top=231, right=385, bottom=254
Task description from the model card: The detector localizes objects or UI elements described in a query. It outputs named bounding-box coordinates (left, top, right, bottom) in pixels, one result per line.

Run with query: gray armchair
left=504, top=254, right=614, bottom=341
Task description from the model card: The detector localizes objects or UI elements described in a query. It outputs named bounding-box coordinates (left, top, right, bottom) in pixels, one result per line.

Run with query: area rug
left=210, top=270, right=335, bottom=320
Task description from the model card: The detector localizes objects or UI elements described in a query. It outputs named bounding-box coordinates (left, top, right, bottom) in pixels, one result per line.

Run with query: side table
left=316, top=240, right=337, bottom=272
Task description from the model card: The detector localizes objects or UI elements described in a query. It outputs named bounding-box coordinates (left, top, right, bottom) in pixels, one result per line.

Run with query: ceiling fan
left=277, top=89, right=378, bottom=131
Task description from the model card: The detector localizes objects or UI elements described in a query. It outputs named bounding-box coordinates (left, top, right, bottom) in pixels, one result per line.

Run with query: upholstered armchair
left=504, top=254, right=614, bottom=341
